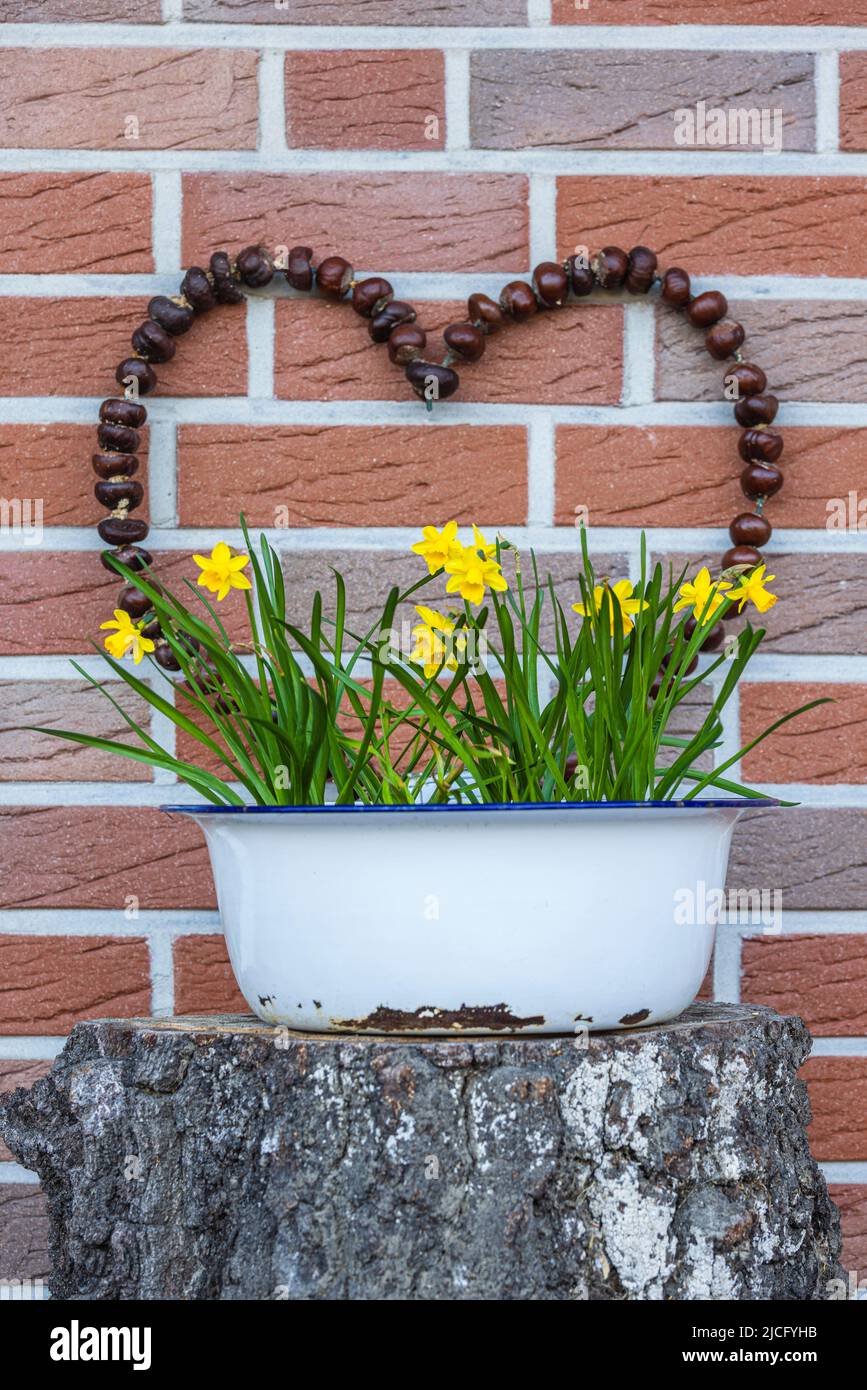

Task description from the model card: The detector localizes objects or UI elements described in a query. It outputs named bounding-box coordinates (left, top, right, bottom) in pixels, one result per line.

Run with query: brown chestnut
left=115, top=358, right=156, bottom=397
left=660, top=267, right=691, bottom=307
left=148, top=296, right=194, bottom=336
left=98, top=515, right=150, bottom=546
left=592, top=246, right=629, bottom=289
left=369, top=300, right=416, bottom=343
left=687, top=291, right=728, bottom=327
left=741, top=463, right=784, bottom=499
left=351, top=277, right=394, bottom=318
left=285, top=246, right=315, bottom=292
left=131, top=320, right=176, bottom=364
left=99, top=398, right=146, bottom=429
left=734, top=394, right=779, bottom=427
left=499, top=281, right=538, bottom=320
left=566, top=256, right=595, bottom=297
left=154, top=641, right=182, bottom=672
left=532, top=261, right=569, bottom=307
left=739, top=428, right=783, bottom=464
left=236, top=245, right=274, bottom=288
left=97, top=422, right=140, bottom=454
left=443, top=321, right=486, bottom=362
left=101, top=544, right=152, bottom=574
left=729, top=512, right=772, bottom=548
left=721, top=545, right=762, bottom=571
left=316, top=256, right=354, bottom=299
left=181, top=267, right=216, bottom=313
left=95, top=478, right=144, bottom=510
left=724, top=362, right=767, bottom=399
left=92, top=452, right=140, bottom=480
left=404, top=360, right=460, bottom=401
left=387, top=324, right=427, bottom=365
left=467, top=292, right=505, bottom=331
left=706, top=319, right=745, bottom=360
left=210, top=251, right=245, bottom=304
left=117, top=584, right=152, bottom=620
left=625, top=246, right=658, bottom=294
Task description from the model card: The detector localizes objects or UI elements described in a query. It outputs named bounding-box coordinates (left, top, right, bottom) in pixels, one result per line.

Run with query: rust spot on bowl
left=619, top=1008, right=651, bottom=1026
left=329, top=1003, right=545, bottom=1033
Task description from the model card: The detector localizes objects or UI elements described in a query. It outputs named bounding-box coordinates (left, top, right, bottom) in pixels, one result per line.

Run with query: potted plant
left=39, top=522, right=820, bottom=1035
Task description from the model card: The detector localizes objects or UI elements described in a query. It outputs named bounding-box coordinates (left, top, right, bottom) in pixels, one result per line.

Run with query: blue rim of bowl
left=161, top=797, right=780, bottom=815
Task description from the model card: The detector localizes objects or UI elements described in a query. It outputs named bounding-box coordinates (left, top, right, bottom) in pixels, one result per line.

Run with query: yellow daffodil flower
left=728, top=564, right=778, bottom=614
left=444, top=534, right=508, bottom=607
left=100, top=609, right=156, bottom=666
left=410, top=605, right=466, bottom=678
left=673, top=567, right=732, bottom=624
left=469, top=524, right=497, bottom=560
left=572, top=580, right=648, bottom=637
left=411, top=521, right=459, bottom=575
left=192, top=541, right=252, bottom=601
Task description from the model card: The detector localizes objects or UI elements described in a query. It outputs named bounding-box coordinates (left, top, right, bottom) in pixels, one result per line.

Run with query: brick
left=0, top=1186, right=49, bottom=1283
left=741, top=935, right=867, bottom=1035
left=558, top=177, right=865, bottom=278
left=654, top=552, right=867, bottom=656
left=741, top=684, right=867, bottom=785
left=0, top=808, right=213, bottom=910
left=0, top=174, right=152, bottom=274
left=0, top=50, right=257, bottom=151
left=551, top=0, right=867, bottom=22
left=657, top=300, right=867, bottom=403
left=4, top=0, right=160, bottom=16
left=0, top=548, right=250, bottom=659
left=286, top=51, right=445, bottom=151
left=173, top=935, right=248, bottom=1015
left=555, top=426, right=867, bottom=529
left=474, top=52, right=813, bottom=151
left=802, top=1057, right=867, bottom=1162
left=0, top=553, right=114, bottom=657
left=0, top=936, right=150, bottom=1034
left=184, top=0, right=526, bottom=21
left=177, top=425, right=528, bottom=527
left=0, top=682, right=153, bottom=782
left=0, top=423, right=148, bottom=527
left=829, top=1185, right=867, bottom=1281
left=275, top=298, right=622, bottom=404
left=279, top=547, right=627, bottom=650
left=0, top=298, right=246, bottom=398
left=657, top=684, right=714, bottom=773
left=840, top=54, right=867, bottom=151
left=183, top=173, right=529, bottom=273
left=0, top=1062, right=52, bottom=1161
left=729, top=808, right=867, bottom=911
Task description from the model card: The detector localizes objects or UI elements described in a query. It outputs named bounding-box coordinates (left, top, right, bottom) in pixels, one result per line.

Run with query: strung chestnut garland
left=92, top=241, right=784, bottom=673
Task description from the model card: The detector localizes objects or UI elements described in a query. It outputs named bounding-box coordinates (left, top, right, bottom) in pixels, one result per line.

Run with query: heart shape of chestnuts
left=91, top=240, right=784, bottom=671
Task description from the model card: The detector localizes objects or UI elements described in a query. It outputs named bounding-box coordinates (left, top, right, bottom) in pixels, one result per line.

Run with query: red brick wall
left=0, top=3, right=865, bottom=1289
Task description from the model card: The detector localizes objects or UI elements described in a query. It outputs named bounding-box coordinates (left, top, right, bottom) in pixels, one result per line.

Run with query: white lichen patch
left=683, top=1233, right=739, bottom=1300
left=71, top=1063, right=124, bottom=1136
left=605, top=1043, right=669, bottom=1156
left=588, top=1159, right=676, bottom=1298
left=385, top=1111, right=416, bottom=1159
left=560, top=1062, right=609, bottom=1153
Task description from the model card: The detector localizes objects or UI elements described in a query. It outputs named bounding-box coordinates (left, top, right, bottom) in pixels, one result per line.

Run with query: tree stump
left=0, top=1003, right=842, bottom=1301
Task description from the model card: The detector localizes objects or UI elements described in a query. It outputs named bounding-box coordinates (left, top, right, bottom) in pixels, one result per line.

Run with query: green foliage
left=33, top=523, right=825, bottom=806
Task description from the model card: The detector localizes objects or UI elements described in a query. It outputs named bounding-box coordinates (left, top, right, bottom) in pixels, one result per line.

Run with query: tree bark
left=0, top=1003, right=843, bottom=1301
